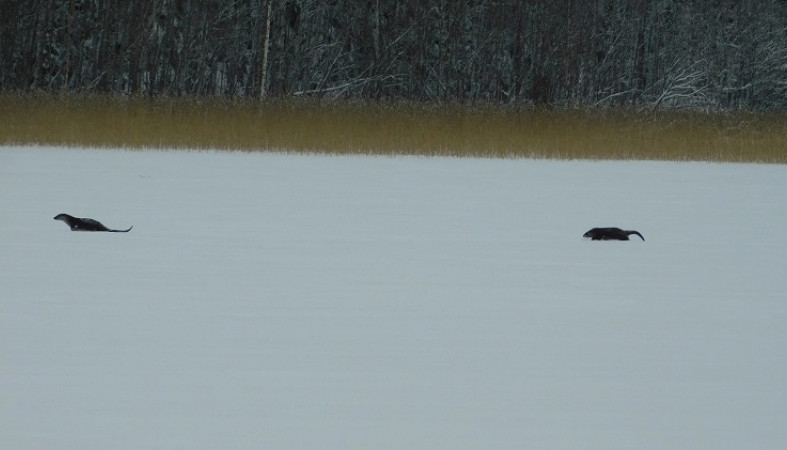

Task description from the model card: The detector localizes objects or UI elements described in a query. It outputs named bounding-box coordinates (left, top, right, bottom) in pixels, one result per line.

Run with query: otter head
left=54, top=213, right=78, bottom=230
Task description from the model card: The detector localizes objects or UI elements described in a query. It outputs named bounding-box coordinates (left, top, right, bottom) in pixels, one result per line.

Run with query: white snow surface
left=2, top=146, right=786, bottom=449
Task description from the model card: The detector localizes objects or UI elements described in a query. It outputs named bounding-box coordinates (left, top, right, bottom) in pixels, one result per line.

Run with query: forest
left=1, top=0, right=787, bottom=110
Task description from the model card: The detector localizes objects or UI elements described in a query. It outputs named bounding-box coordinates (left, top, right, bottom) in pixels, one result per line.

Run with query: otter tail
left=628, top=230, right=644, bottom=241
left=109, top=226, right=133, bottom=233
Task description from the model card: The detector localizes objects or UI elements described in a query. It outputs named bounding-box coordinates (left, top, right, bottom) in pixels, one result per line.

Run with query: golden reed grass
left=1, top=93, right=785, bottom=163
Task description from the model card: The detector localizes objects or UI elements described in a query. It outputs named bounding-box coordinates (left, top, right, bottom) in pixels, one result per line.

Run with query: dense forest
left=1, top=0, right=786, bottom=110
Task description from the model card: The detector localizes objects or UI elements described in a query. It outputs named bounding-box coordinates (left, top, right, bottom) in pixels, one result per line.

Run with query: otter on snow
left=54, top=213, right=133, bottom=232
left=583, top=227, right=644, bottom=241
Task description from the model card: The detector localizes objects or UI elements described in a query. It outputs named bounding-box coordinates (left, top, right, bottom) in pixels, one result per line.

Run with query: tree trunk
left=259, top=0, right=273, bottom=99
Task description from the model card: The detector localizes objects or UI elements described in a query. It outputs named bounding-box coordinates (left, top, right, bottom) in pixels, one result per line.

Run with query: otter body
left=583, top=227, right=644, bottom=241
left=54, top=213, right=132, bottom=232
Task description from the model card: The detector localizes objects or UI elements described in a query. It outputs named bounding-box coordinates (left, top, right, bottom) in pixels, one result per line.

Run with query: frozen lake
left=2, top=146, right=786, bottom=449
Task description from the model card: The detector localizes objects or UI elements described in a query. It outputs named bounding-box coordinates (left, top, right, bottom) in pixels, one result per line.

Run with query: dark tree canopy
left=2, top=0, right=786, bottom=110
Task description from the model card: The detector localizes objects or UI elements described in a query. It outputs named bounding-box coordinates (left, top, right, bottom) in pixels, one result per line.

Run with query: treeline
left=1, top=0, right=786, bottom=110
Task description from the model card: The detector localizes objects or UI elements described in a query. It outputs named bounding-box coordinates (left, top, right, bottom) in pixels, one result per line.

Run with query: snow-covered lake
left=2, top=146, right=786, bottom=449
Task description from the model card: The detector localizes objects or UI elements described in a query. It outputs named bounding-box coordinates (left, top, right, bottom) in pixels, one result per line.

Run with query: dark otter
left=583, top=227, right=644, bottom=241
left=54, top=213, right=132, bottom=232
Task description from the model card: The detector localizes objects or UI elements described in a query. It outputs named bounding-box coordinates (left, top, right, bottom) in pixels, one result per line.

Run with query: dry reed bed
left=1, top=94, right=785, bottom=163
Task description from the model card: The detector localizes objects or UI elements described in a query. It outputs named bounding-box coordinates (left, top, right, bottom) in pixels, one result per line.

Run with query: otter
left=583, top=227, right=644, bottom=241
left=54, top=213, right=132, bottom=232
